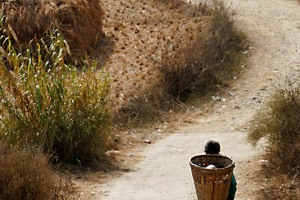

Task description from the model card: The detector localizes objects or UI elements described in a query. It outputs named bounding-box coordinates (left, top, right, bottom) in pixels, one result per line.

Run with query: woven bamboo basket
left=190, top=154, right=235, bottom=200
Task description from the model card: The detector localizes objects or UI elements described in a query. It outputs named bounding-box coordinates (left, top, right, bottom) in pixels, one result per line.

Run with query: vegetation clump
left=158, top=2, right=246, bottom=101
left=0, top=27, right=112, bottom=164
left=249, top=81, right=300, bottom=199
left=0, top=142, right=70, bottom=200
left=1, top=0, right=104, bottom=65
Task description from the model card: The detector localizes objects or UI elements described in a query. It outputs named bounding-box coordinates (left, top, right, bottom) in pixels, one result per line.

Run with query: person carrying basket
left=204, top=140, right=237, bottom=200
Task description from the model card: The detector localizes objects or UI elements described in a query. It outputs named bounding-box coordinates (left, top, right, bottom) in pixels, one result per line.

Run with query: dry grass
left=249, top=84, right=300, bottom=172
left=261, top=179, right=300, bottom=200
left=159, top=3, right=246, bottom=101
left=1, top=0, right=104, bottom=65
left=114, top=83, right=171, bottom=127
left=0, top=142, right=72, bottom=200
left=249, top=80, right=300, bottom=199
left=259, top=164, right=300, bottom=200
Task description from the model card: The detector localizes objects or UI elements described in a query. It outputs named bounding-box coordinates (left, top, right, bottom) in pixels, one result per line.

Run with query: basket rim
left=189, top=154, right=235, bottom=171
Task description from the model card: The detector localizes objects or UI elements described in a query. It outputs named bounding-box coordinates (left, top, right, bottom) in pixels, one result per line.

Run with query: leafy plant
left=0, top=28, right=111, bottom=164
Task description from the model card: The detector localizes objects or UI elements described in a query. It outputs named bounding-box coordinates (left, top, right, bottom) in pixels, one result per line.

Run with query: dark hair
left=204, top=140, right=220, bottom=154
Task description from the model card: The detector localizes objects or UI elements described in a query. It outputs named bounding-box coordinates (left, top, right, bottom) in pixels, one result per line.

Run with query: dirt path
left=78, top=0, right=300, bottom=199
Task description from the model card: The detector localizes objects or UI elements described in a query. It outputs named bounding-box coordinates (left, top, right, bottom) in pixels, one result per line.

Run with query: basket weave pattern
left=190, top=154, right=234, bottom=200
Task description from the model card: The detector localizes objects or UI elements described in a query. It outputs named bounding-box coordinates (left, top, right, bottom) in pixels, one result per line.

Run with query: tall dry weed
left=1, top=0, right=104, bottom=65
left=249, top=83, right=300, bottom=172
left=249, top=80, right=300, bottom=199
left=0, top=142, right=71, bottom=200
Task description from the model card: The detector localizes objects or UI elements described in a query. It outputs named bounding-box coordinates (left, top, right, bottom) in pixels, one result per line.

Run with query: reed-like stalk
left=0, top=27, right=111, bottom=163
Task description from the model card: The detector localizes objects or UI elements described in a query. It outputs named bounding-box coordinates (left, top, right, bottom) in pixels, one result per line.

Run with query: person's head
left=204, top=140, right=220, bottom=154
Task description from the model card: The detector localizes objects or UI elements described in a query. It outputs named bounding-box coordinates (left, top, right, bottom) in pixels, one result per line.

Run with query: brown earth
left=96, top=0, right=212, bottom=111
left=72, top=0, right=300, bottom=199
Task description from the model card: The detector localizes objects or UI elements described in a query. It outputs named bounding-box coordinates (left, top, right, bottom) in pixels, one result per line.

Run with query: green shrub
left=0, top=142, right=70, bottom=200
left=0, top=29, right=111, bottom=164
left=158, top=1, right=246, bottom=101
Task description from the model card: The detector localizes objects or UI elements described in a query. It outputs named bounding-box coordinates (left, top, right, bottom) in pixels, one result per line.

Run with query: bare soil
left=97, top=0, right=212, bottom=110
left=73, top=0, right=300, bottom=199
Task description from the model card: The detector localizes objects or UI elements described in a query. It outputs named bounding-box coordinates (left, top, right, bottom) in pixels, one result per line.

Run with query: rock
left=105, top=150, right=120, bottom=156
left=212, top=96, right=221, bottom=101
left=59, top=190, right=64, bottom=196
left=259, top=160, right=269, bottom=166
left=227, top=91, right=235, bottom=96
left=144, top=139, right=151, bottom=144
left=260, top=86, right=267, bottom=91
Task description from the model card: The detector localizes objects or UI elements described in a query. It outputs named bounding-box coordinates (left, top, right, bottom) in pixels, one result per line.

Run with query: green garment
left=228, top=174, right=237, bottom=200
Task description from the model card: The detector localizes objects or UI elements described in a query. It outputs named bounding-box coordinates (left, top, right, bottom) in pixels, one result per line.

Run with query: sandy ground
left=76, top=0, right=300, bottom=199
